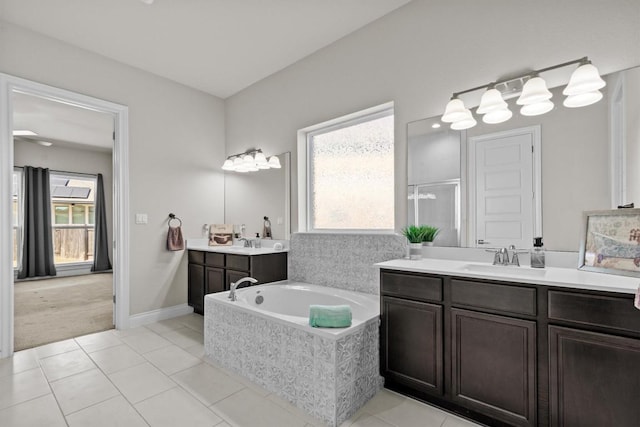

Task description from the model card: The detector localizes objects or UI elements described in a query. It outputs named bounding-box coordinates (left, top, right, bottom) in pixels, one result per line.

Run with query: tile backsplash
left=288, top=233, right=406, bottom=294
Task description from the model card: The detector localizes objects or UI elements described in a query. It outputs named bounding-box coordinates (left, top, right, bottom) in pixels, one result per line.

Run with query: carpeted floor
left=14, top=273, right=113, bottom=351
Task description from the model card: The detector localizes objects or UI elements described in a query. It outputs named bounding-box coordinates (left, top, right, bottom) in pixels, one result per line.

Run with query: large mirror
left=408, top=65, right=640, bottom=252
left=224, top=152, right=290, bottom=240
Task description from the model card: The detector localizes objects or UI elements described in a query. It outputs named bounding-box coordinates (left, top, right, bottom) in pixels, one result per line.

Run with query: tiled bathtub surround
left=205, top=297, right=382, bottom=426
left=288, top=233, right=406, bottom=294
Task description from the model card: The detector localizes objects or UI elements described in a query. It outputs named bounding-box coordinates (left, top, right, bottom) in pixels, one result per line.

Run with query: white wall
left=0, top=22, right=226, bottom=315
left=14, top=141, right=114, bottom=264
left=225, top=0, right=640, bottom=251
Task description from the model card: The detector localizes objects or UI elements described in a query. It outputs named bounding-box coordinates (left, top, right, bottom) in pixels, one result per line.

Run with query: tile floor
left=0, top=313, right=482, bottom=427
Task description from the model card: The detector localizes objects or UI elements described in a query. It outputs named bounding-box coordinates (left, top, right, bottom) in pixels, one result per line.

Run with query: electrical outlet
left=276, top=217, right=283, bottom=225
left=135, top=213, right=148, bottom=224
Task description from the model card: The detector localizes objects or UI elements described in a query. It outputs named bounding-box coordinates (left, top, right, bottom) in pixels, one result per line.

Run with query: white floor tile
left=39, top=348, right=95, bottom=382
left=143, top=344, right=201, bottom=375
left=145, top=318, right=189, bottom=334
left=74, top=329, right=122, bottom=353
left=185, top=343, right=205, bottom=358
left=50, top=368, right=119, bottom=415
left=171, top=363, right=244, bottom=406
left=112, top=325, right=150, bottom=338
left=162, top=327, right=204, bottom=349
left=175, top=313, right=204, bottom=333
left=267, top=393, right=325, bottom=427
left=0, top=349, right=39, bottom=378
left=89, top=344, right=145, bottom=374
left=363, top=390, right=448, bottom=427
left=135, top=387, right=222, bottom=427
left=0, top=394, right=66, bottom=427
left=348, top=413, right=396, bottom=427
left=211, top=388, right=307, bottom=427
left=34, top=338, right=80, bottom=359
left=108, top=362, right=176, bottom=403
left=441, top=415, right=483, bottom=427
left=121, top=330, right=172, bottom=354
left=66, top=395, right=148, bottom=427
left=0, top=368, right=51, bottom=410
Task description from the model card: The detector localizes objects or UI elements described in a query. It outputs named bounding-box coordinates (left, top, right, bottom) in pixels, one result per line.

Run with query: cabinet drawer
left=188, top=250, right=204, bottom=264
left=226, top=254, right=250, bottom=272
left=380, top=270, right=442, bottom=302
left=205, top=252, right=225, bottom=267
left=451, top=279, right=536, bottom=316
left=548, top=290, right=640, bottom=334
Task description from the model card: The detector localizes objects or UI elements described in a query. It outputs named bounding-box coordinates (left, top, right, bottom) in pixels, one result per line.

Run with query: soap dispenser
left=254, top=233, right=261, bottom=248
left=531, top=237, right=545, bottom=268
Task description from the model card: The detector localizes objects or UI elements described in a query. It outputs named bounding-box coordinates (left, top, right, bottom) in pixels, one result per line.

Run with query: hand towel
left=635, top=284, right=640, bottom=310
left=167, top=225, right=184, bottom=251
left=309, top=305, right=352, bottom=328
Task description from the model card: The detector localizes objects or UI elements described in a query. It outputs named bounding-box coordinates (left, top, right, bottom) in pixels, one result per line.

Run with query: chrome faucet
left=487, top=245, right=524, bottom=266
left=237, top=238, right=252, bottom=248
left=228, top=277, right=258, bottom=301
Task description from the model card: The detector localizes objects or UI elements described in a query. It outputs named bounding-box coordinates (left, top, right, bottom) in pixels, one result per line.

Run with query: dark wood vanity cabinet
left=188, top=250, right=287, bottom=314
left=381, top=268, right=640, bottom=427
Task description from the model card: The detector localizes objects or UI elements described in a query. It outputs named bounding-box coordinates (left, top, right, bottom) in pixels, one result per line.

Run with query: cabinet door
left=205, top=267, right=225, bottom=295
left=549, top=326, right=640, bottom=427
left=188, top=263, right=205, bottom=315
left=381, top=296, right=443, bottom=396
left=451, top=308, right=536, bottom=427
left=226, top=269, right=249, bottom=291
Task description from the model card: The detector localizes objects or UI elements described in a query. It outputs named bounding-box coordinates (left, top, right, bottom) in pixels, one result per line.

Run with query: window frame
left=297, top=102, right=395, bottom=233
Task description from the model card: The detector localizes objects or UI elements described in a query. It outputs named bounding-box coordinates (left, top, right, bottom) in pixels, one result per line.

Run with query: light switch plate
left=135, top=213, right=148, bottom=224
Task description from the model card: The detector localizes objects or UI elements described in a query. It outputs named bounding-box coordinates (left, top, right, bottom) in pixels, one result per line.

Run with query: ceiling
left=0, top=0, right=412, bottom=99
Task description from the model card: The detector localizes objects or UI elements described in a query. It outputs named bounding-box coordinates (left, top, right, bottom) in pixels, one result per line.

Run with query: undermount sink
left=461, top=263, right=547, bottom=278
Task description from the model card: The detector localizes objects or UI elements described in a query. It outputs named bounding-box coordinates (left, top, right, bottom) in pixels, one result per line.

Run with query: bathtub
left=204, top=280, right=383, bottom=427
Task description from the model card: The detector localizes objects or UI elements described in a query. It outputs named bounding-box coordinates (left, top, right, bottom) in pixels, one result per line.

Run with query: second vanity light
left=441, top=57, right=606, bottom=130
left=221, top=149, right=281, bottom=173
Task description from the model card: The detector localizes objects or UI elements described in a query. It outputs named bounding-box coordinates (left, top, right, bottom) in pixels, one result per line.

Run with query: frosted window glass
left=309, top=114, right=394, bottom=230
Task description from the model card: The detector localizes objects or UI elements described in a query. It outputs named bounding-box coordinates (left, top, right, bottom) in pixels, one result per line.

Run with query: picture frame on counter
left=578, top=208, right=640, bottom=277
left=209, top=224, right=233, bottom=246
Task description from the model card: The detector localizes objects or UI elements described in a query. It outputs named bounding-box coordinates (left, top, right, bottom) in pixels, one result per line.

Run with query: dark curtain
left=91, top=173, right=112, bottom=272
left=18, top=166, right=57, bottom=279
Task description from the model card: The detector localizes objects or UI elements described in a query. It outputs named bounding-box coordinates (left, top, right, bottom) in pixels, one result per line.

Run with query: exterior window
left=301, top=104, right=394, bottom=231
left=12, top=170, right=22, bottom=269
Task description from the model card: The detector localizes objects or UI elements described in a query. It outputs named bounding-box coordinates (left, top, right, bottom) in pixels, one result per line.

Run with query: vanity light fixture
left=441, top=57, right=606, bottom=130
left=221, top=149, right=280, bottom=172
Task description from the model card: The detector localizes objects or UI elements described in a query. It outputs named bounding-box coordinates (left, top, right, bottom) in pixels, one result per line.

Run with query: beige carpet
left=14, top=273, right=113, bottom=351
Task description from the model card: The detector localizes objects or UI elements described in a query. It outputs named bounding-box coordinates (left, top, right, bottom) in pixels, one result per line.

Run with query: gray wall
left=14, top=141, right=114, bottom=262
left=225, top=0, right=640, bottom=252
left=1, top=22, right=226, bottom=315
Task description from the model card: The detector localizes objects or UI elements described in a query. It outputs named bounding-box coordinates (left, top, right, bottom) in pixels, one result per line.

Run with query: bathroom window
left=298, top=103, right=395, bottom=231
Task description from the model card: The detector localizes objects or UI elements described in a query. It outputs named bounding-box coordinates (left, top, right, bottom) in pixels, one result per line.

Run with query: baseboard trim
left=127, top=303, right=194, bottom=329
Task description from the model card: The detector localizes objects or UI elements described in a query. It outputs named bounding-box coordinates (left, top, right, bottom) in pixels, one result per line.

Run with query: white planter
left=424, top=241, right=434, bottom=247
left=409, top=243, right=423, bottom=260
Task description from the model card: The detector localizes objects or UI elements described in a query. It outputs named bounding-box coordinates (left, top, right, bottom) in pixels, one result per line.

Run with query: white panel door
left=473, top=129, right=536, bottom=249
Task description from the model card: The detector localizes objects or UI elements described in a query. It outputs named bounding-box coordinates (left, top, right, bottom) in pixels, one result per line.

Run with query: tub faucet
left=228, top=277, right=258, bottom=301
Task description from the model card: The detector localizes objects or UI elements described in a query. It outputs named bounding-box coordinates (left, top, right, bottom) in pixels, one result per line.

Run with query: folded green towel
left=309, top=305, right=352, bottom=328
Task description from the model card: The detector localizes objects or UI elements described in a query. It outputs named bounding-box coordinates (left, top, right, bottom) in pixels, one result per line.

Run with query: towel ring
left=168, top=213, right=182, bottom=227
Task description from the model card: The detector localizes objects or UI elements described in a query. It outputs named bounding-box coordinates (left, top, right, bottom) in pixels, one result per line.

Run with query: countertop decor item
left=421, top=225, right=440, bottom=246
left=402, top=225, right=426, bottom=260
left=208, top=224, right=233, bottom=246
left=578, top=208, right=640, bottom=277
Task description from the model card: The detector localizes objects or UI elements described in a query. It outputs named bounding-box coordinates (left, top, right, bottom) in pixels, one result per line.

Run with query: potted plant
left=421, top=225, right=440, bottom=246
left=402, top=225, right=426, bottom=260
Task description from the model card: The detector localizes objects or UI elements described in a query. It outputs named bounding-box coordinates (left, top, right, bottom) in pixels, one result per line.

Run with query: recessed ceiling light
left=431, top=123, right=441, bottom=129
left=35, top=140, right=53, bottom=147
left=13, top=130, right=38, bottom=136
left=139, top=0, right=154, bottom=4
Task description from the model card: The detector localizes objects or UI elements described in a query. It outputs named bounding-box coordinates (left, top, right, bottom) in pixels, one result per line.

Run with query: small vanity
left=376, top=259, right=640, bottom=427
left=186, top=240, right=288, bottom=314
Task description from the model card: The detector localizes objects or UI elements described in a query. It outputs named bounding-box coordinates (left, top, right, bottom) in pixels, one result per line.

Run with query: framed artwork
left=578, top=208, right=640, bottom=277
left=208, top=224, right=233, bottom=246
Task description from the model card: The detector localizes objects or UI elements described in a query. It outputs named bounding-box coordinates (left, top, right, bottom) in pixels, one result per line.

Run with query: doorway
left=0, top=73, right=130, bottom=358
left=468, top=126, right=542, bottom=249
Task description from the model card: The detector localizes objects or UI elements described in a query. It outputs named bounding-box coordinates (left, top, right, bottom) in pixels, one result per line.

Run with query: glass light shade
left=222, top=159, right=235, bottom=170
left=254, top=151, right=268, bottom=165
left=477, top=88, right=508, bottom=114
left=268, top=156, right=281, bottom=169
left=450, top=111, right=477, bottom=130
left=520, top=100, right=554, bottom=116
left=442, top=98, right=469, bottom=123
left=232, top=157, right=244, bottom=171
left=242, top=154, right=255, bottom=165
left=482, top=108, right=512, bottom=124
left=517, top=77, right=553, bottom=105
left=563, top=63, right=606, bottom=96
left=563, top=90, right=603, bottom=108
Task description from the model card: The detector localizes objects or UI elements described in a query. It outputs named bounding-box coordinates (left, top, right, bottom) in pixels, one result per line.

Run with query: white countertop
left=375, top=258, right=640, bottom=295
left=187, top=240, right=288, bottom=255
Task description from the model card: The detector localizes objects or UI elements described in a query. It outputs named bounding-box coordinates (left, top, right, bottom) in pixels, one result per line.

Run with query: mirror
left=224, top=152, right=290, bottom=240
left=408, top=65, right=640, bottom=252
